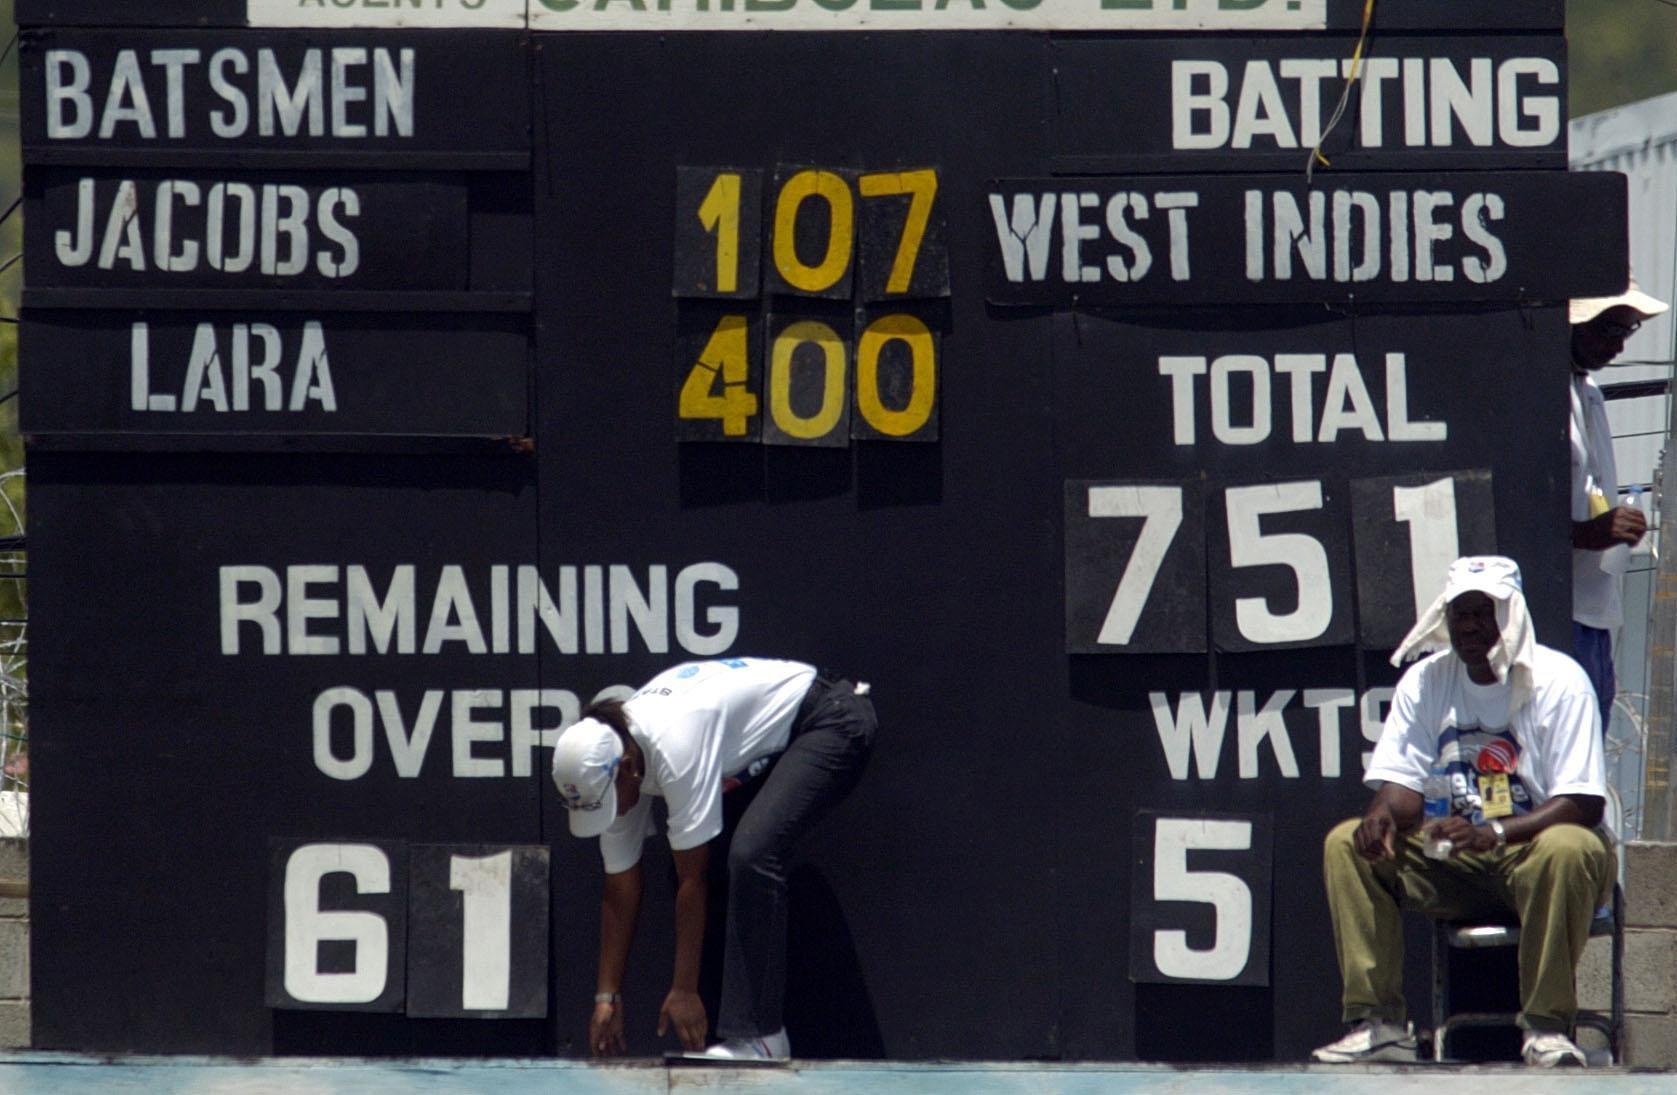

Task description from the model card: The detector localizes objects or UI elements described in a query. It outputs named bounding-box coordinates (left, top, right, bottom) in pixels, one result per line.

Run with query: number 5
left=1152, top=818, right=1253, bottom=982
left=1225, top=481, right=1332, bottom=644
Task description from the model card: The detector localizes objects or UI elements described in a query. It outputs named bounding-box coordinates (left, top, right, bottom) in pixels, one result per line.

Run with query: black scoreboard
left=16, top=0, right=1625, bottom=1063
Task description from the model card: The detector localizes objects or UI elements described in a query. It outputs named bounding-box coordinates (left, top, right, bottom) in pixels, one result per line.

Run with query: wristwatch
left=1487, top=818, right=1508, bottom=850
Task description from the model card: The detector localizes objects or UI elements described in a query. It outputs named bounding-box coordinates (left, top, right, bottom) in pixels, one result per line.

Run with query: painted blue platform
left=0, top=1056, right=1672, bottom=1094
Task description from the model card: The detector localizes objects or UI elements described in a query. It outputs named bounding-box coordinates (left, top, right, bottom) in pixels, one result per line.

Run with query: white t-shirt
left=597, top=657, right=816, bottom=874
left=1571, top=373, right=1626, bottom=629
left=1365, top=645, right=1608, bottom=834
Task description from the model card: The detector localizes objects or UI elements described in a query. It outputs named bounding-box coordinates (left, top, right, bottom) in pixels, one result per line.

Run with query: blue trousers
left=1571, top=622, right=1615, bottom=733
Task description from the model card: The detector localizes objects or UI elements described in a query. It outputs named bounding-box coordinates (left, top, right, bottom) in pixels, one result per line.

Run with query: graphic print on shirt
left=1439, top=725, right=1529, bottom=824
left=637, top=657, right=752, bottom=699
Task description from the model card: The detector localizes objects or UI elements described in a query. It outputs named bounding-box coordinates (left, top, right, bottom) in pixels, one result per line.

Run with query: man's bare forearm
left=669, top=845, right=710, bottom=993
left=598, top=864, right=643, bottom=994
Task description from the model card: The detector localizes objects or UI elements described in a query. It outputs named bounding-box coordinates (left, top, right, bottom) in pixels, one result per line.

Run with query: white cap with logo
left=1439, top=554, right=1523, bottom=604
left=550, top=717, right=625, bottom=838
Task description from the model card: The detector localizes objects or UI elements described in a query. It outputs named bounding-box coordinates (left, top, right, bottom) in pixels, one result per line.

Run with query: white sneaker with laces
left=1311, top=1019, right=1418, bottom=1063
left=1522, top=1030, right=1587, bottom=1067
left=698, top=1028, right=790, bottom=1061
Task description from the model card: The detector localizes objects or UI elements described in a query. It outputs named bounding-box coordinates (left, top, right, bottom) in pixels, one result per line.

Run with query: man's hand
left=658, top=987, right=708, bottom=1050
left=1575, top=505, right=1647, bottom=550
left=589, top=998, right=626, bottom=1057
left=1427, top=815, right=1496, bottom=856
left=1354, top=805, right=1399, bottom=861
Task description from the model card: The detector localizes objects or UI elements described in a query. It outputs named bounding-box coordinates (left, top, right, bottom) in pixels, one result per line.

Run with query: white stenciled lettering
left=1232, top=60, right=1294, bottom=149
left=1104, top=193, right=1152, bottom=282
left=1170, top=56, right=1561, bottom=152
left=100, top=51, right=157, bottom=139
left=1244, top=187, right=1506, bottom=286
left=312, top=687, right=579, bottom=782
left=54, top=179, right=96, bottom=267
left=221, top=562, right=742, bottom=657
left=1237, top=690, right=1299, bottom=778
left=209, top=49, right=250, bottom=137
left=58, top=178, right=361, bottom=280
left=97, top=180, right=146, bottom=271
left=1154, top=687, right=1391, bottom=780
left=1304, top=689, right=1355, bottom=779
left=1159, top=351, right=1445, bottom=446
left=45, top=51, right=94, bottom=139
left=988, top=193, right=1057, bottom=283
left=259, top=50, right=323, bottom=137
left=1460, top=192, right=1507, bottom=284
left=41, top=47, right=415, bottom=142
left=452, top=690, right=505, bottom=777
left=990, top=189, right=1197, bottom=285
left=1060, top=192, right=1103, bottom=284
left=150, top=49, right=201, bottom=139
left=1151, top=691, right=1230, bottom=780
left=129, top=320, right=338, bottom=414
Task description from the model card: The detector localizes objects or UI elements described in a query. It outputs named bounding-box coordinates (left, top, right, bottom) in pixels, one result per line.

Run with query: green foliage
left=1570, top=0, right=1677, bottom=118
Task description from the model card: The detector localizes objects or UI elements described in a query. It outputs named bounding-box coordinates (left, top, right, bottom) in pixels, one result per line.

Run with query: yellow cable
left=1310, top=0, right=1376, bottom=173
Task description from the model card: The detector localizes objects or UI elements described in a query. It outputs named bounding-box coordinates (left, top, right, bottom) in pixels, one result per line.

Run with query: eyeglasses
left=557, top=757, right=618, bottom=812
left=1593, top=318, right=1642, bottom=340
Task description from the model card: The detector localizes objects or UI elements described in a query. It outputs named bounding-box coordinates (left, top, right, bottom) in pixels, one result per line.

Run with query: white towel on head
left=1390, top=555, right=1537, bottom=714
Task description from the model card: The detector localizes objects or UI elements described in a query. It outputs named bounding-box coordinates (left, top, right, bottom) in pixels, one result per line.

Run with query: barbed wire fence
left=0, top=468, right=26, bottom=837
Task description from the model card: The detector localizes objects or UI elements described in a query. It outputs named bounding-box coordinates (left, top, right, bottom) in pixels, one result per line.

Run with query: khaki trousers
left=1322, top=817, right=1614, bottom=1034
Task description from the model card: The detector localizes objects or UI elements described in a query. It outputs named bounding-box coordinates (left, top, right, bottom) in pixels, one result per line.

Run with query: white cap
left=550, top=718, right=624, bottom=839
left=1571, top=277, right=1670, bottom=325
left=1441, top=555, right=1522, bottom=604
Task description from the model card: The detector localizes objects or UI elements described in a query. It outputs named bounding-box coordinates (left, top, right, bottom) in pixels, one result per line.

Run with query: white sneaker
left=698, top=1028, right=790, bottom=1061
left=1522, top=1030, right=1587, bottom=1068
left=1311, top=1019, right=1418, bottom=1063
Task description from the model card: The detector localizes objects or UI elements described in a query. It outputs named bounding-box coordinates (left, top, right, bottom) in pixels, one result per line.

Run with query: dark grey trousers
left=716, top=677, right=877, bottom=1039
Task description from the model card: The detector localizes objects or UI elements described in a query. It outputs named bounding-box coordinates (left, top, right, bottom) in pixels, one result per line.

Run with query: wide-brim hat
left=1571, top=277, right=1670, bottom=325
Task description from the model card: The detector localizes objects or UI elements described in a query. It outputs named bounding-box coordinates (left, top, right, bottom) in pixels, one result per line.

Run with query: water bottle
left=1422, top=765, right=1454, bottom=860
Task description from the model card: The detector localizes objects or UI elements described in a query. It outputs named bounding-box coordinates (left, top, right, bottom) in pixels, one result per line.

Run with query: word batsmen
left=42, top=46, right=415, bottom=141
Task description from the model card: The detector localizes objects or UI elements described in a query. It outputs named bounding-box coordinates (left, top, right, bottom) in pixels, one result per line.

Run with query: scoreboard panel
left=17, top=0, right=1622, bottom=1062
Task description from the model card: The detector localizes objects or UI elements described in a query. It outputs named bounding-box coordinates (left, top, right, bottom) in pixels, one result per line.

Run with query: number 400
left=679, top=312, right=938, bottom=443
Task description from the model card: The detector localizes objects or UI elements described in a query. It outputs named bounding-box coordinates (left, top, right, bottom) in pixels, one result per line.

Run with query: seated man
left=551, top=656, right=876, bottom=1061
left=1313, top=556, right=1614, bottom=1068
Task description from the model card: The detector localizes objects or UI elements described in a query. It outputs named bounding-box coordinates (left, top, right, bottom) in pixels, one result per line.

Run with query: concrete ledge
left=0, top=1057, right=1669, bottom=1094
left=1625, top=1013, right=1677, bottom=1071
left=0, top=1003, right=29, bottom=1050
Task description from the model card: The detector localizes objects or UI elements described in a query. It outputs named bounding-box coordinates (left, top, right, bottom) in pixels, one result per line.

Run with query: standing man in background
left=552, top=657, right=876, bottom=1062
left=1570, top=280, right=1669, bottom=728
